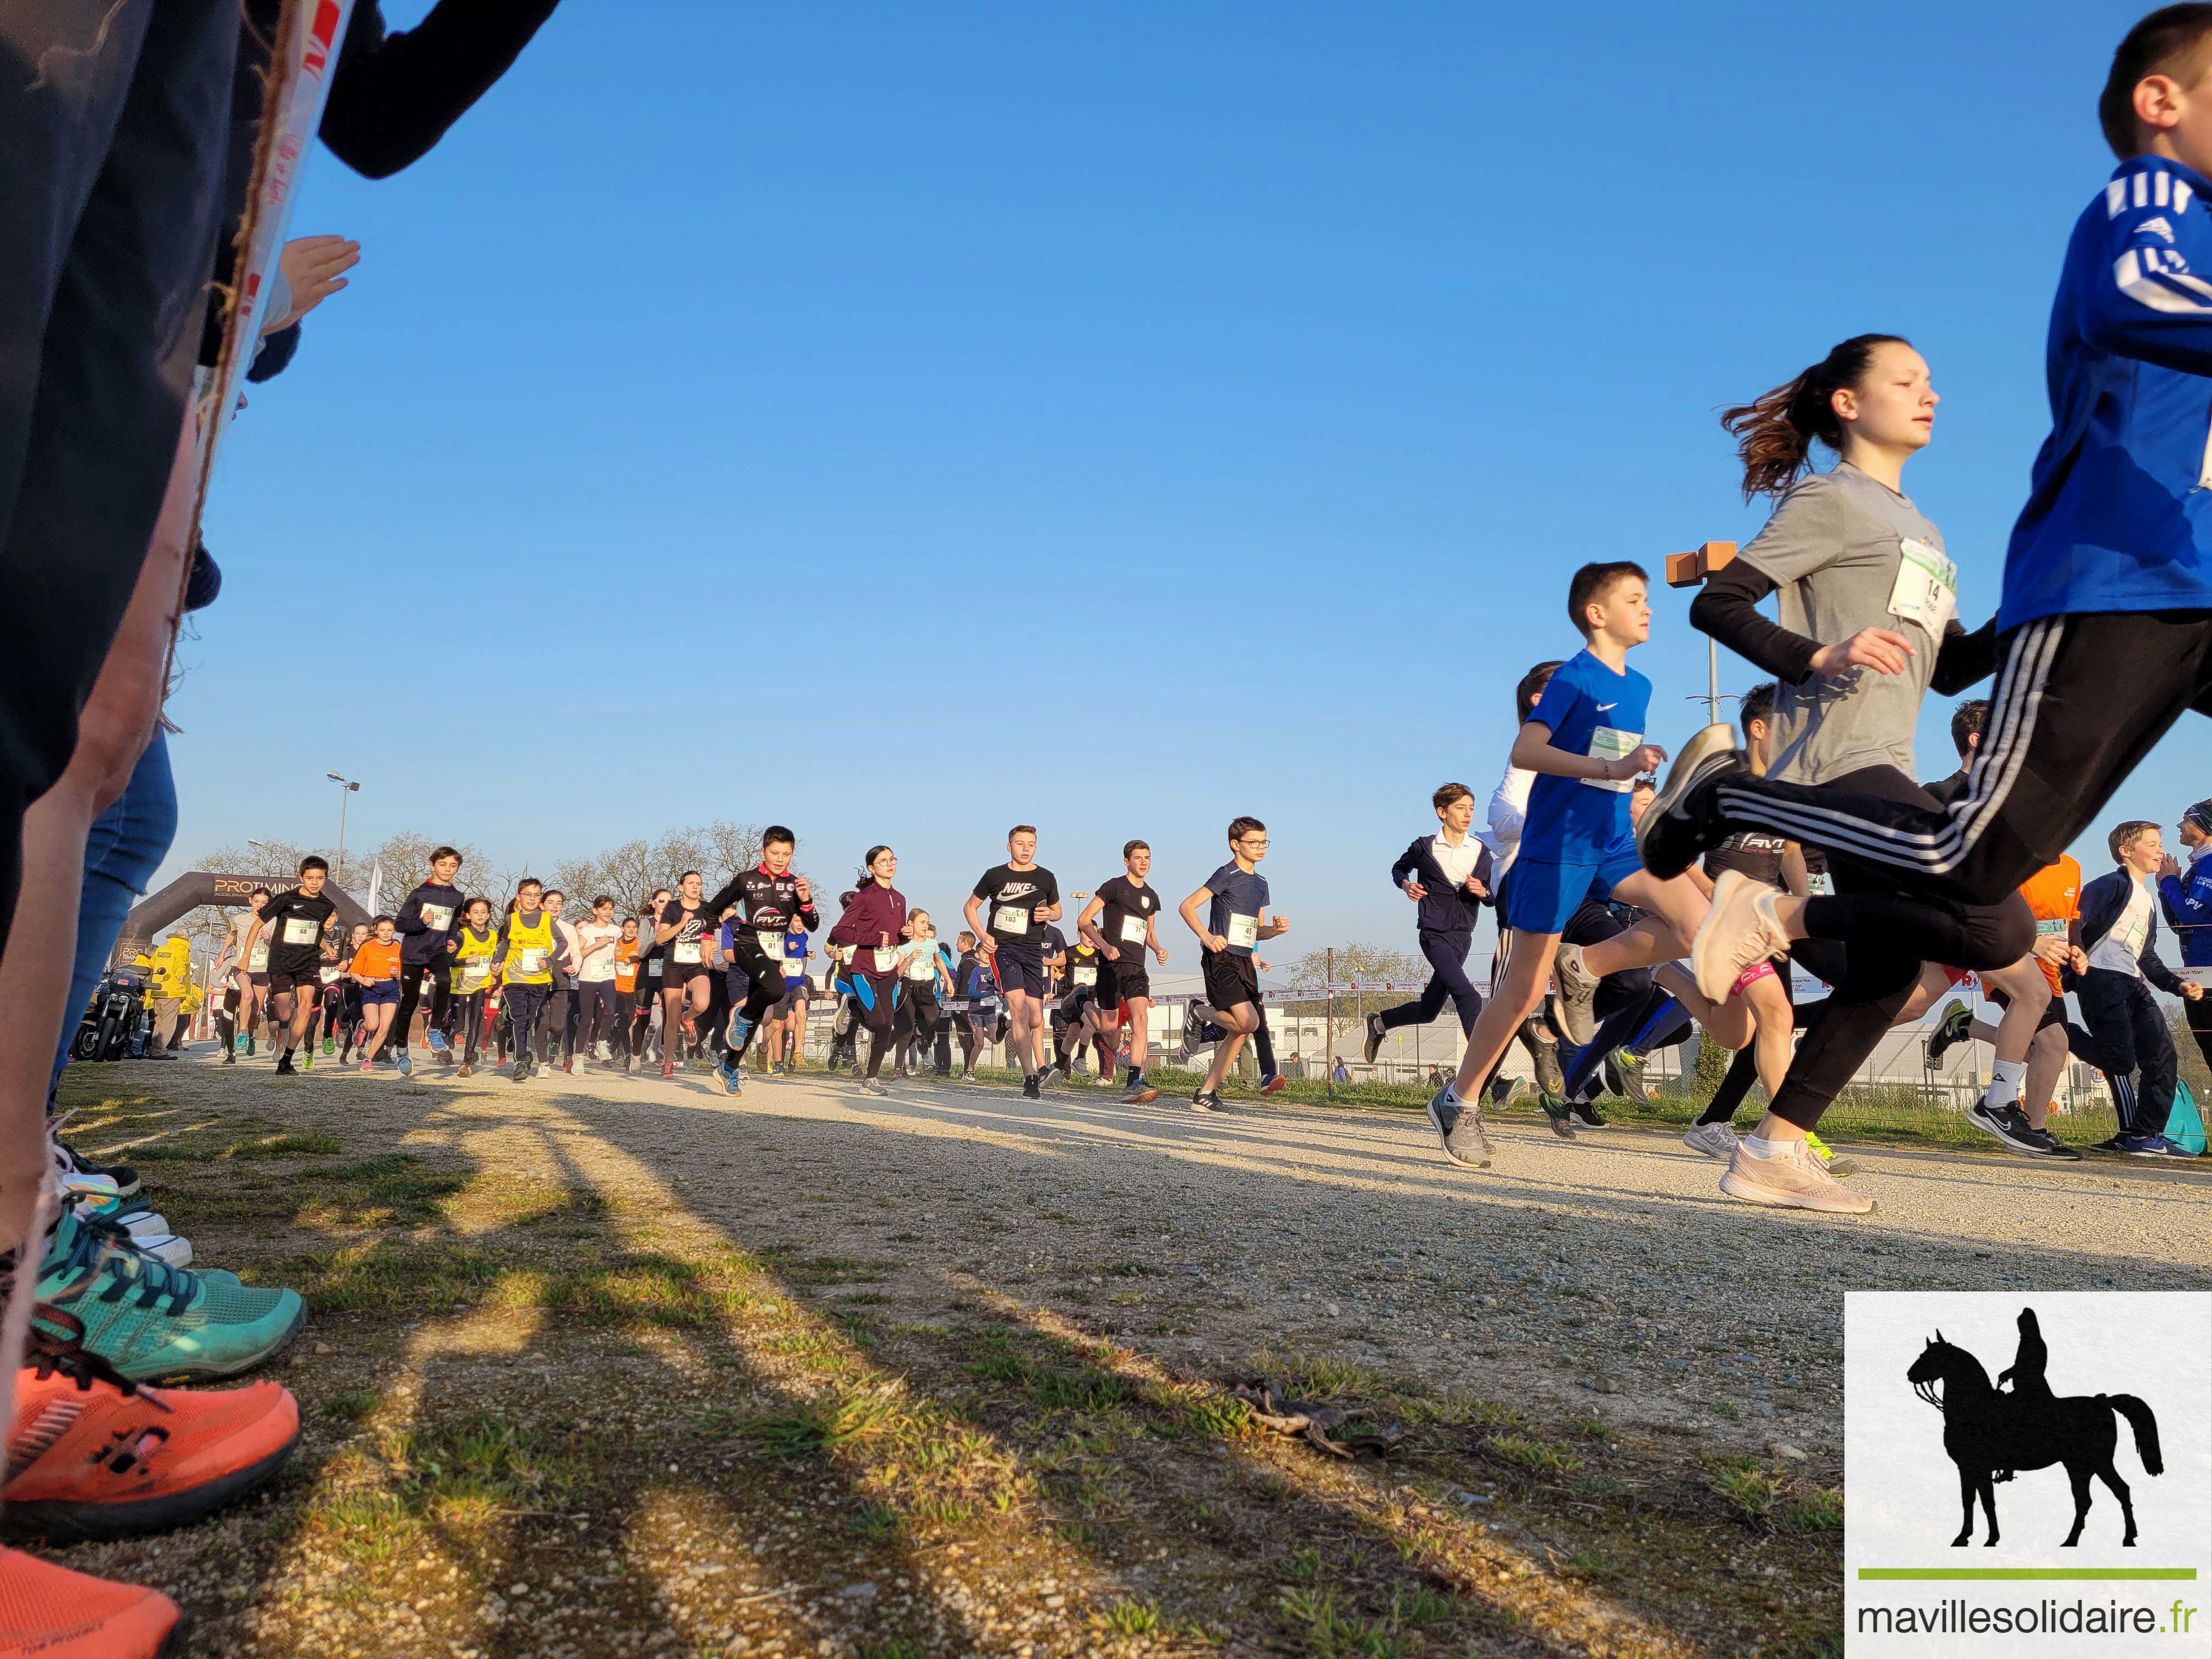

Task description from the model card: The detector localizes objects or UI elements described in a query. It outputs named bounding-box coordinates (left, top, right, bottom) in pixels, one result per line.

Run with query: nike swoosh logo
left=1596, top=703, right=1617, bottom=712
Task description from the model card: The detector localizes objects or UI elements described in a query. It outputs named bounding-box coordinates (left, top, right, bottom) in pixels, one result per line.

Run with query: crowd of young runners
left=19, top=11, right=2212, bottom=1651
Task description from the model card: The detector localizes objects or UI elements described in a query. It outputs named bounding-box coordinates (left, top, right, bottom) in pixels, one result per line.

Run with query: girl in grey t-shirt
left=1678, top=334, right=2034, bottom=1210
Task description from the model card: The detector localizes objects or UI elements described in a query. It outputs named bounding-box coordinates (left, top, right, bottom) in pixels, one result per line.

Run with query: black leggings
left=1377, top=928, right=1482, bottom=1035
left=725, top=938, right=791, bottom=1062
left=386, top=957, right=450, bottom=1056
left=452, top=991, right=492, bottom=1064
left=1759, top=769, right=2030, bottom=1132
left=577, top=981, right=625, bottom=1054
left=894, top=981, right=941, bottom=1071
left=855, top=970, right=899, bottom=1077
left=1706, top=613, right=2212, bottom=910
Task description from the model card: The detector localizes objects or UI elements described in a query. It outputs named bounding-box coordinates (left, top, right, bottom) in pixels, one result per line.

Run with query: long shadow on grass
left=54, top=1075, right=1005, bottom=1659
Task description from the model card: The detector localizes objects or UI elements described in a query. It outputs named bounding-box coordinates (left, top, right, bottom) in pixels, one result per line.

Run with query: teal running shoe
left=31, top=1210, right=304, bottom=1384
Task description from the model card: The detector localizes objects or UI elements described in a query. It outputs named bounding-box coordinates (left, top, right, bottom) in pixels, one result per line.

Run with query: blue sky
left=169, top=0, right=2203, bottom=969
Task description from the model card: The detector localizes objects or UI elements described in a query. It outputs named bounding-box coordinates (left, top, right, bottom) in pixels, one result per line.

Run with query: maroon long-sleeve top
left=830, top=884, right=909, bottom=974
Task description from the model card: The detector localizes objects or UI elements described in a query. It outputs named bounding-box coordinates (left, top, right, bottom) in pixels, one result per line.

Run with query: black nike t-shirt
left=972, top=864, right=1058, bottom=945
left=258, top=888, right=338, bottom=974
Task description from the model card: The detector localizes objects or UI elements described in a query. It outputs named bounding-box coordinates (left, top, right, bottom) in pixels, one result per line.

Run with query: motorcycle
left=71, top=966, right=151, bottom=1063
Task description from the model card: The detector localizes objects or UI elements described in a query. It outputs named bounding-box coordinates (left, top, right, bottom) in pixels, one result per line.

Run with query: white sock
left=1983, top=1059, right=2026, bottom=1112
left=1743, top=1133, right=1788, bottom=1159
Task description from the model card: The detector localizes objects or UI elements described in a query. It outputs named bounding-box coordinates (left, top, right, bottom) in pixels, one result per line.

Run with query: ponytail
left=1720, top=334, right=1910, bottom=500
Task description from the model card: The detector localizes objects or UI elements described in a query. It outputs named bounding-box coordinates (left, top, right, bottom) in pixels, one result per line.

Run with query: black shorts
left=1201, top=948, right=1259, bottom=1013
left=992, top=940, right=1046, bottom=997
left=1112, top=959, right=1150, bottom=1003
left=264, top=966, right=325, bottom=1000
left=1987, top=981, right=2070, bottom=1033
left=663, top=958, right=710, bottom=989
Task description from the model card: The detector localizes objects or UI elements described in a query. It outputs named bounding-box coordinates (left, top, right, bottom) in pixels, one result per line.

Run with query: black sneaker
left=273, top=1053, right=296, bottom=1077
left=1425, top=1087, right=1492, bottom=1167
left=1522, top=1019, right=1564, bottom=1096
left=1568, top=1099, right=1607, bottom=1130
left=1925, top=1002, right=1973, bottom=1068
left=1966, top=1099, right=2052, bottom=1157
left=1635, top=723, right=1746, bottom=879
left=1022, top=1074, right=1041, bottom=1100
left=2092, top=1133, right=2130, bottom=1153
left=1536, top=1092, right=1580, bottom=1139
left=2030, top=1126, right=2084, bottom=1161
left=58, top=1142, right=140, bottom=1199
left=1190, top=1090, right=1221, bottom=1113
left=1486, top=1074, right=1521, bottom=1107
left=1362, top=1012, right=1385, bottom=1064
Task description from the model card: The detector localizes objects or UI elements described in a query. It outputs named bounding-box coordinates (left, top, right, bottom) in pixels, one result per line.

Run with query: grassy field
left=43, top=1063, right=1852, bottom=1658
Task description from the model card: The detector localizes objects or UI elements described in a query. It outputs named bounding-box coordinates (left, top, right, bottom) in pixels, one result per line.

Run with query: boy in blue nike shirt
left=1427, top=562, right=1750, bottom=1168
left=1643, top=7, right=2212, bottom=909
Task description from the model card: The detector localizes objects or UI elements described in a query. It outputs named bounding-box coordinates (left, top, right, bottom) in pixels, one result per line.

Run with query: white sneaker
left=1681, top=1120, right=1739, bottom=1161
left=1718, top=1138, right=1873, bottom=1215
left=594, top=1040, right=612, bottom=1062
left=131, top=1231, right=194, bottom=1268
left=1692, top=870, right=1791, bottom=1004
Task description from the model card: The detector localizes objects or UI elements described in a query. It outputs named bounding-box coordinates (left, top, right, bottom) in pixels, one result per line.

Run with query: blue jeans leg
left=49, top=729, right=178, bottom=1103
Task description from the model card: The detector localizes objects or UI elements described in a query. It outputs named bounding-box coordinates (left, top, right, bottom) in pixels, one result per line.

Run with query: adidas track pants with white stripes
left=1704, top=611, right=2212, bottom=909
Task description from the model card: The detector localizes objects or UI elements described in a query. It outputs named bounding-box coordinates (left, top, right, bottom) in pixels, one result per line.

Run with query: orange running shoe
left=3, top=1319, right=300, bottom=1542
left=0, top=1547, right=182, bottom=1657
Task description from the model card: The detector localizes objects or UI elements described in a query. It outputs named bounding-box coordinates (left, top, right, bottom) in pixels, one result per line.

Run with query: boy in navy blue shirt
left=1642, top=9, right=2212, bottom=918
left=1178, top=817, right=1287, bottom=1111
left=1427, top=563, right=1750, bottom=1167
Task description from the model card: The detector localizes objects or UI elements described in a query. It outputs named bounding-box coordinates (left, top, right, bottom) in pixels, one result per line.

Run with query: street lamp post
left=326, top=772, right=359, bottom=885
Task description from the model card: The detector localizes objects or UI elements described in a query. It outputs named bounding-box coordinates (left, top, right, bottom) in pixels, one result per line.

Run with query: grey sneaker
left=1718, top=1139, right=1874, bottom=1215
left=1692, top=869, right=1791, bottom=1003
left=1550, top=945, right=1599, bottom=1047
left=1362, top=1012, right=1385, bottom=1064
left=860, top=1077, right=889, bottom=1097
left=1681, top=1120, right=1739, bottom=1161
left=1426, top=1088, right=1493, bottom=1169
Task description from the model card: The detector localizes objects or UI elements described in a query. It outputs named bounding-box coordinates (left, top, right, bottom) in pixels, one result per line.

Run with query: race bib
left=2035, top=917, right=2069, bottom=937
left=1804, top=871, right=1835, bottom=897
left=247, top=941, right=269, bottom=972
left=1225, top=913, right=1259, bottom=949
left=1888, top=536, right=1957, bottom=635
left=992, top=904, right=1030, bottom=935
left=1583, top=726, right=1640, bottom=793
left=871, top=947, right=898, bottom=973
left=1119, top=914, right=1148, bottom=945
left=512, top=948, right=548, bottom=975
left=949, top=997, right=970, bottom=1013
left=281, top=917, right=319, bottom=945
left=420, top=902, right=455, bottom=933
left=1073, top=964, right=1096, bottom=988
left=319, top=965, right=342, bottom=984
left=461, top=962, right=491, bottom=990
left=673, top=941, right=701, bottom=964
left=755, top=932, right=787, bottom=961
left=905, top=953, right=936, bottom=981
left=646, top=958, right=663, bottom=978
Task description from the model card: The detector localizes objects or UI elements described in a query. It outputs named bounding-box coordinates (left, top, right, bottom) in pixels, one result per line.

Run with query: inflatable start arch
left=114, top=873, right=370, bottom=966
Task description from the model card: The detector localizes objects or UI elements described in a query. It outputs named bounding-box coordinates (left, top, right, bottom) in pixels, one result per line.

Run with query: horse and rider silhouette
left=1906, top=1308, right=2163, bottom=1549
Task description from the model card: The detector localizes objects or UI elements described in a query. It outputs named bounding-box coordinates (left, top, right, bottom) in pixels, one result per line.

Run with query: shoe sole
left=1718, top=1168, right=1874, bottom=1215
left=1636, top=722, right=1741, bottom=876
left=1123, top=1090, right=1159, bottom=1104
left=1691, top=868, right=1763, bottom=1004
left=1, top=1431, right=299, bottom=1543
